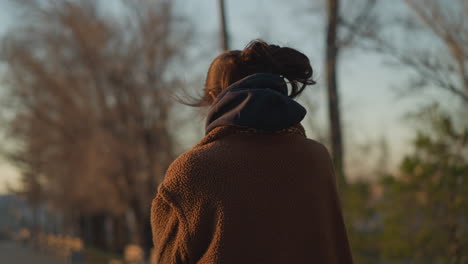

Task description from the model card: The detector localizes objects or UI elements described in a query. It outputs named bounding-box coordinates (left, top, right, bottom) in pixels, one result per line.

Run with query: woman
left=150, top=40, right=354, bottom=264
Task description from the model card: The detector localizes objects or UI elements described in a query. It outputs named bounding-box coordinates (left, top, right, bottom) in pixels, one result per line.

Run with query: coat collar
left=195, top=122, right=307, bottom=148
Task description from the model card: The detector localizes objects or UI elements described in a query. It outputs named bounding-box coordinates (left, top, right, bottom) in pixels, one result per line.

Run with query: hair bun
left=240, top=40, right=315, bottom=97
left=189, top=39, right=316, bottom=107
left=240, top=41, right=277, bottom=65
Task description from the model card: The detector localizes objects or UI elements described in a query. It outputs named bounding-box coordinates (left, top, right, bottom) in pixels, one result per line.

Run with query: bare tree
left=351, top=0, right=467, bottom=103
left=402, top=0, right=467, bottom=101
left=325, top=0, right=344, bottom=185
left=324, top=0, right=377, bottom=185
left=218, top=0, right=230, bottom=51
left=1, top=0, right=190, bottom=253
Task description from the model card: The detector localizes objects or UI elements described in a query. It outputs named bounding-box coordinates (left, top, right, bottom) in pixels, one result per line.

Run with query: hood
left=205, top=73, right=307, bottom=135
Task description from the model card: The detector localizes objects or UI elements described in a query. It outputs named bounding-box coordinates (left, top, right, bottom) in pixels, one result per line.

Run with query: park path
left=0, top=240, right=63, bottom=264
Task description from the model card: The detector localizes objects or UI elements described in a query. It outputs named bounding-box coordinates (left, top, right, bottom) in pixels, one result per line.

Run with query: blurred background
left=0, top=0, right=466, bottom=263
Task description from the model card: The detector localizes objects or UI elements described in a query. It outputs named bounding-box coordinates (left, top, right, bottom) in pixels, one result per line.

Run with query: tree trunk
left=129, top=200, right=153, bottom=259
left=326, top=0, right=346, bottom=186
left=91, top=213, right=108, bottom=250
left=111, top=214, right=127, bottom=254
left=218, top=0, right=229, bottom=51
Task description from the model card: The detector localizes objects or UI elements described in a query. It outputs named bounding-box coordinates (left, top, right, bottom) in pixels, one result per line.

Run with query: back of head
left=181, top=40, right=315, bottom=107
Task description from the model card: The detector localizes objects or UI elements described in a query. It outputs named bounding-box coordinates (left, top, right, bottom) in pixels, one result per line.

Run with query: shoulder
left=304, top=138, right=333, bottom=158
left=161, top=143, right=217, bottom=191
left=301, top=138, right=336, bottom=175
left=167, top=142, right=217, bottom=174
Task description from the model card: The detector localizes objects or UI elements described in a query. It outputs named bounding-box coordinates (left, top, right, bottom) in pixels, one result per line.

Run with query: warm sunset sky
left=0, top=0, right=452, bottom=193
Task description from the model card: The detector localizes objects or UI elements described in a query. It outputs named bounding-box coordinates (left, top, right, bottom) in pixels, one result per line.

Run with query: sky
left=0, top=0, right=451, bottom=193
left=0, top=0, right=18, bottom=193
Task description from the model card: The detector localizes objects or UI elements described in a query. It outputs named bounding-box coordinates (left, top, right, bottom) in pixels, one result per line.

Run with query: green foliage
left=378, top=107, right=468, bottom=263
left=344, top=106, right=468, bottom=263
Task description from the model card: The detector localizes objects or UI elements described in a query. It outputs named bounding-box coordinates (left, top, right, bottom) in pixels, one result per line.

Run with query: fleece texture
left=150, top=73, right=354, bottom=264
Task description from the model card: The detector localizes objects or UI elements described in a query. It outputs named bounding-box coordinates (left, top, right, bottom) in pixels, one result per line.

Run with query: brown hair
left=176, top=39, right=316, bottom=107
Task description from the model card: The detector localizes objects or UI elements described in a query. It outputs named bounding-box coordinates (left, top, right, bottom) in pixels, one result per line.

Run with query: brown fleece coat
left=151, top=123, right=354, bottom=264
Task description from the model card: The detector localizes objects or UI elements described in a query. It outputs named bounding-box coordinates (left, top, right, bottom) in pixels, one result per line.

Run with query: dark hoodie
left=151, top=73, right=354, bottom=264
left=205, top=73, right=307, bottom=134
